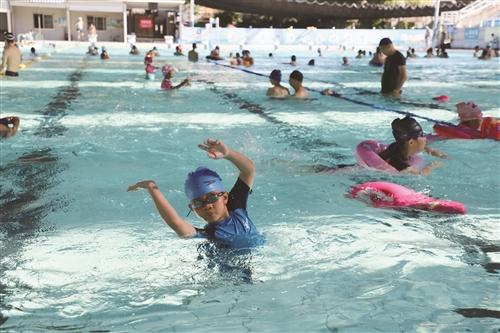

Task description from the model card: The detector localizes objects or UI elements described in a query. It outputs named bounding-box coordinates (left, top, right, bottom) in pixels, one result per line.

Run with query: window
left=87, top=16, right=107, bottom=31
left=33, top=14, right=54, bottom=29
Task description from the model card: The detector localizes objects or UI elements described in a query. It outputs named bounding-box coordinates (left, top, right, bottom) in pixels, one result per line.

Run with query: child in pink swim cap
left=456, top=102, right=483, bottom=124
left=456, top=101, right=499, bottom=140
left=160, top=64, right=190, bottom=90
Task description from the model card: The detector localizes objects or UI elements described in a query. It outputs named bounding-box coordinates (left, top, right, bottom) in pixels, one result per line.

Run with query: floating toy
left=355, top=140, right=422, bottom=173
left=349, top=181, right=466, bottom=214
left=432, top=95, right=449, bottom=102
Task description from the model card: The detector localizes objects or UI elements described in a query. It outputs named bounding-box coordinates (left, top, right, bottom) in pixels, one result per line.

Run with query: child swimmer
left=379, top=116, right=447, bottom=176
left=128, top=138, right=264, bottom=248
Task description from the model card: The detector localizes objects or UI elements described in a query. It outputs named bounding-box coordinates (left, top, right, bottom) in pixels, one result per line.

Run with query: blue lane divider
left=207, top=60, right=457, bottom=127
left=310, top=77, right=453, bottom=111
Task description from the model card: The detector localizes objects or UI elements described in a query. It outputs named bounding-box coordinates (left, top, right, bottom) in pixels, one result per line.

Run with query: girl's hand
left=127, top=180, right=157, bottom=192
left=425, top=146, right=448, bottom=159
left=198, top=138, right=229, bottom=159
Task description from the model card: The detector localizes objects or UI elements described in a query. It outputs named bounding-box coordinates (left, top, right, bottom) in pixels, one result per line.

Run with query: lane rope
left=207, top=60, right=456, bottom=127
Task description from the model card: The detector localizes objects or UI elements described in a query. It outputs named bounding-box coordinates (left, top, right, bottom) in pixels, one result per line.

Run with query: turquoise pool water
left=0, top=44, right=499, bottom=332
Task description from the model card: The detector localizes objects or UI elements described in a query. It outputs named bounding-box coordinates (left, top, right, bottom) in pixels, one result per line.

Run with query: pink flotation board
left=355, top=140, right=423, bottom=173
left=349, top=181, right=466, bottom=214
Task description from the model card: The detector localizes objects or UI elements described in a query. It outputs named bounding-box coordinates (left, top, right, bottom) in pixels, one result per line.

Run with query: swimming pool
left=1, top=43, right=499, bottom=332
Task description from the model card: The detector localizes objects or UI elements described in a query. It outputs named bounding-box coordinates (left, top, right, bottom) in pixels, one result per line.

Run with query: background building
left=0, top=0, right=184, bottom=42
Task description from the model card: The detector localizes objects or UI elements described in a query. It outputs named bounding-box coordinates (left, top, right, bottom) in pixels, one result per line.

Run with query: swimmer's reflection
left=197, top=242, right=254, bottom=284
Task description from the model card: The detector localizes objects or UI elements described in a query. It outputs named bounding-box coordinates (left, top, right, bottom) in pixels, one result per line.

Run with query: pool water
left=0, top=44, right=499, bottom=332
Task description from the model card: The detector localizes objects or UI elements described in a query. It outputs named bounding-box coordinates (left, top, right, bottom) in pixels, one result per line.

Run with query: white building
left=0, top=0, right=184, bottom=42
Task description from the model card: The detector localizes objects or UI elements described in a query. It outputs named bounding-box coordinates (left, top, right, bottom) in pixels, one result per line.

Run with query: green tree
left=218, top=11, right=242, bottom=27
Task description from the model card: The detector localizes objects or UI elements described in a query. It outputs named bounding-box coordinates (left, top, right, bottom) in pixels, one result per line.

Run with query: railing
left=441, top=0, right=499, bottom=25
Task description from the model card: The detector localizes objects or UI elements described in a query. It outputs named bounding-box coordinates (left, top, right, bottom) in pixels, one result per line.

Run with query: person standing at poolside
left=188, top=43, right=199, bottom=62
left=490, top=33, right=499, bottom=49
left=75, top=17, right=84, bottom=41
left=379, top=38, right=407, bottom=97
left=88, top=23, right=96, bottom=37
left=1, top=33, right=21, bottom=77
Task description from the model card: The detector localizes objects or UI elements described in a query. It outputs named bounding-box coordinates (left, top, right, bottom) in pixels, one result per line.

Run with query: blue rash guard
left=194, top=178, right=264, bottom=248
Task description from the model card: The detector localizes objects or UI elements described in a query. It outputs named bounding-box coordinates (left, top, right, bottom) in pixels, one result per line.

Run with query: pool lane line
left=0, top=57, right=89, bottom=324
left=196, top=78, right=343, bottom=157
left=206, top=60, right=457, bottom=127
left=309, top=77, right=453, bottom=111
left=35, top=57, right=88, bottom=137
left=195, top=78, right=283, bottom=125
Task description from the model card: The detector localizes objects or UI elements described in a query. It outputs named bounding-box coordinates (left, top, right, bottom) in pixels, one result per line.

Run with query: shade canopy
left=196, top=0, right=469, bottom=19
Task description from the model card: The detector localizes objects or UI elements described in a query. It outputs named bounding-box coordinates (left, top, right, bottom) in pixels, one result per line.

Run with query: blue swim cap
left=184, top=167, right=224, bottom=200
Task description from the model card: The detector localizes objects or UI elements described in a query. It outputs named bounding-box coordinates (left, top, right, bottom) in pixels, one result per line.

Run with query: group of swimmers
left=2, top=33, right=498, bottom=250
left=143, top=47, right=190, bottom=90
left=86, top=45, right=110, bottom=59
left=125, top=107, right=496, bottom=248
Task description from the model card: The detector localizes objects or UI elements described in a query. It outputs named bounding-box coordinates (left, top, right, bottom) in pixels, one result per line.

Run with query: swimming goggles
left=395, top=127, right=424, bottom=142
left=189, top=192, right=225, bottom=209
left=409, top=129, right=425, bottom=140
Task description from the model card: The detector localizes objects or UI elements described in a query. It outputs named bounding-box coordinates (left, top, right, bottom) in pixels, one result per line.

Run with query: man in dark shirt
left=379, top=38, right=407, bottom=97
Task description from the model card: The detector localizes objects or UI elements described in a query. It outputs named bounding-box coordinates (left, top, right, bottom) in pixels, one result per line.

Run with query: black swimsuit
left=5, top=70, right=18, bottom=77
left=378, top=142, right=410, bottom=171
left=0, top=118, right=11, bottom=127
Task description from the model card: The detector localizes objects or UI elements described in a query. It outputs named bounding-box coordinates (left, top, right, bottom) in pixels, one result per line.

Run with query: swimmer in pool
left=160, top=64, right=189, bottom=90
left=0, top=116, right=20, bottom=138
left=424, top=48, right=434, bottom=58
left=1, top=32, right=21, bottom=77
left=206, top=46, right=223, bottom=61
left=129, top=45, right=140, bottom=55
left=145, top=62, right=157, bottom=80
left=229, top=52, right=242, bottom=66
left=241, top=50, right=254, bottom=67
left=188, top=43, right=198, bottom=62
left=100, top=47, right=110, bottom=60
left=144, top=50, right=154, bottom=65
left=378, top=116, right=447, bottom=176
left=289, top=70, right=309, bottom=99
left=128, top=138, right=264, bottom=249
left=455, top=101, right=499, bottom=136
left=288, top=55, right=297, bottom=66
left=369, top=47, right=385, bottom=66
left=174, top=45, right=184, bottom=56
left=266, top=69, right=290, bottom=98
